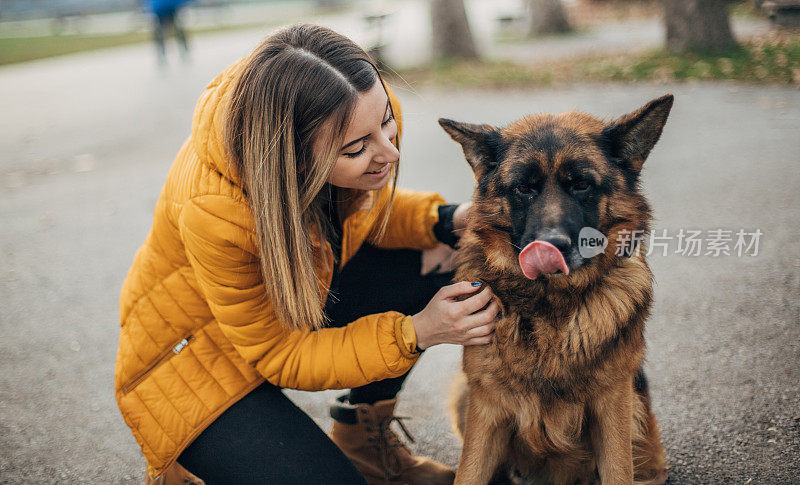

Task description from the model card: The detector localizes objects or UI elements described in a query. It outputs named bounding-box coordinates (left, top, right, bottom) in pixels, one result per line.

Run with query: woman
left=115, top=23, right=498, bottom=484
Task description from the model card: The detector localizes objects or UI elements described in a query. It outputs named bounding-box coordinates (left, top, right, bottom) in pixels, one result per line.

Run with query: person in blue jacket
left=145, top=0, right=192, bottom=64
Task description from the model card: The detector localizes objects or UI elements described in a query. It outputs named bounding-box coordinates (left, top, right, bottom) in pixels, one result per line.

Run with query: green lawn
left=0, top=22, right=271, bottom=65
left=6, top=21, right=798, bottom=89
left=0, top=32, right=153, bottom=65
left=392, top=31, right=800, bottom=88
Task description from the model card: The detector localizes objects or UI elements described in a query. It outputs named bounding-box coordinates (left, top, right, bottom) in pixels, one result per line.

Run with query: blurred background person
left=144, top=0, right=193, bottom=65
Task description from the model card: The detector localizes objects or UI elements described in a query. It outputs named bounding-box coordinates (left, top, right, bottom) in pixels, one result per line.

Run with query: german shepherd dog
left=440, top=95, right=674, bottom=485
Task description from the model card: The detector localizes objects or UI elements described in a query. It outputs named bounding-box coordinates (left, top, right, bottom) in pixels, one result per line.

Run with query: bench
left=762, top=0, right=800, bottom=28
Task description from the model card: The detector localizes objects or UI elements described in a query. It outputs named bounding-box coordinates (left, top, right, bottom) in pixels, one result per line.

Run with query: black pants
left=178, top=245, right=453, bottom=484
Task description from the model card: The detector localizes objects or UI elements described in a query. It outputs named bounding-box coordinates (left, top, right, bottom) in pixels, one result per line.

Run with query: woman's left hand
left=421, top=244, right=457, bottom=275
left=420, top=202, right=472, bottom=276
left=452, top=201, right=472, bottom=233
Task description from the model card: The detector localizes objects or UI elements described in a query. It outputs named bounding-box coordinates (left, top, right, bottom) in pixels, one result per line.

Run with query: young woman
left=115, top=23, right=498, bottom=485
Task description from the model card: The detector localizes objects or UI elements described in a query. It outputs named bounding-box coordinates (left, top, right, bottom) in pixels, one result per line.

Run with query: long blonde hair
left=224, top=24, right=397, bottom=331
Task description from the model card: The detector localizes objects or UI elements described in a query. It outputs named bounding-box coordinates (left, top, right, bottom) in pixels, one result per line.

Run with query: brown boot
left=142, top=461, right=205, bottom=485
left=329, top=395, right=455, bottom=485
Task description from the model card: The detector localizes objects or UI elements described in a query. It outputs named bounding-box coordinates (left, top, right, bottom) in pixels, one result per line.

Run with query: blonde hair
left=224, top=24, right=397, bottom=331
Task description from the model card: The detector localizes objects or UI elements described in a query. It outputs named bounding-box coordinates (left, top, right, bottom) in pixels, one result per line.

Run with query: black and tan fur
left=440, top=95, right=674, bottom=485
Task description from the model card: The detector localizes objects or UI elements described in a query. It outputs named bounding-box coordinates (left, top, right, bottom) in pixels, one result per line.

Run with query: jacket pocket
left=123, top=335, right=194, bottom=394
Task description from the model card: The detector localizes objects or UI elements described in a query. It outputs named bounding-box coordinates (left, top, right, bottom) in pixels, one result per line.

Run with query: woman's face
left=322, top=82, right=399, bottom=191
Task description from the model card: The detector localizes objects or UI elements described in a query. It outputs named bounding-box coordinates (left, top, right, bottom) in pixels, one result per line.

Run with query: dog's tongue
left=518, top=241, right=570, bottom=280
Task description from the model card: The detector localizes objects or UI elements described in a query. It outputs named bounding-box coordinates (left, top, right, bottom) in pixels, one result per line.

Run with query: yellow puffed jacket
left=114, top=57, right=446, bottom=478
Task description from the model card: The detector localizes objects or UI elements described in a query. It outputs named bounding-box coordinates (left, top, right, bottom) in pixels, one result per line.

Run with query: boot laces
left=377, top=415, right=416, bottom=479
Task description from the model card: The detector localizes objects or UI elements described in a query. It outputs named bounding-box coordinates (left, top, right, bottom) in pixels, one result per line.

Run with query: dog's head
left=440, top=95, right=673, bottom=282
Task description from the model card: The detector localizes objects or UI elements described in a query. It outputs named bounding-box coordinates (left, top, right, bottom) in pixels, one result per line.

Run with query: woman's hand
left=420, top=201, right=474, bottom=276
left=420, top=244, right=458, bottom=275
left=412, top=281, right=499, bottom=350
left=452, top=202, right=472, bottom=232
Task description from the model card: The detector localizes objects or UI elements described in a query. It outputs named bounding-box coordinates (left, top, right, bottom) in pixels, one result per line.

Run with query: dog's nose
left=536, top=229, right=572, bottom=254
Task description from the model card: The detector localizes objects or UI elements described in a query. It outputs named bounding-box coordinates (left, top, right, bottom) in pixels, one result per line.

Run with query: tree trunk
left=430, top=0, right=478, bottom=61
left=527, top=0, right=572, bottom=37
left=663, top=0, right=737, bottom=52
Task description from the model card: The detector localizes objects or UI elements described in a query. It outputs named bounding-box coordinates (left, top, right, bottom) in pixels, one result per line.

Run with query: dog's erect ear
left=438, top=118, right=505, bottom=177
left=601, top=94, right=673, bottom=174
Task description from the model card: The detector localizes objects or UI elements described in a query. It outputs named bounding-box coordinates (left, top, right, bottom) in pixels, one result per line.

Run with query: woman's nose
left=375, top=133, right=400, bottom=164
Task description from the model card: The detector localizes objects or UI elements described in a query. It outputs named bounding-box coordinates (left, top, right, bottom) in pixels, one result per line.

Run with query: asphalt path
left=1, top=26, right=798, bottom=485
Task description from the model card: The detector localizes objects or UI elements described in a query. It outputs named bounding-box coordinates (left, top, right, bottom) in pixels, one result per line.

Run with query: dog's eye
left=571, top=181, right=591, bottom=193
left=515, top=184, right=537, bottom=197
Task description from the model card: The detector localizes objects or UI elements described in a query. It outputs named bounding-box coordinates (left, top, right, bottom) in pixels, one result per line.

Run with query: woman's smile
left=364, top=163, right=391, bottom=177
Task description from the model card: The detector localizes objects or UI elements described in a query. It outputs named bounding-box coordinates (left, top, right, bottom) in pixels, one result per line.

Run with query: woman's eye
left=342, top=112, right=392, bottom=158
left=343, top=142, right=367, bottom=158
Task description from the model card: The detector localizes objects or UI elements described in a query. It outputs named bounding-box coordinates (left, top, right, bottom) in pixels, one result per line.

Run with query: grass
left=0, top=32, right=153, bottom=65
left=390, top=31, right=800, bottom=89
left=730, top=0, right=763, bottom=19
left=0, top=22, right=269, bottom=65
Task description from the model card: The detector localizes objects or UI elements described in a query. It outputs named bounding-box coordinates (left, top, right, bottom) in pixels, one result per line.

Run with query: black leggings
left=177, top=244, right=453, bottom=484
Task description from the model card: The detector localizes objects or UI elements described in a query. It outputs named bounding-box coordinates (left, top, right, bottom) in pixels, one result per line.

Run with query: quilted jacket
left=114, top=57, right=446, bottom=478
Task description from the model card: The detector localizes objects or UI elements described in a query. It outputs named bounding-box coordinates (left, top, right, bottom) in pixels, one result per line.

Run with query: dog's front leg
left=590, top=378, right=634, bottom=485
left=455, top=394, right=510, bottom=485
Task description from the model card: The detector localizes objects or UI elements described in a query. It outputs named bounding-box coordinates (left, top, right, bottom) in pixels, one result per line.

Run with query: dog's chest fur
left=458, top=246, right=653, bottom=420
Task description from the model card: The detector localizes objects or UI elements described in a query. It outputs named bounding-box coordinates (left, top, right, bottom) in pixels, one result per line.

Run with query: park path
left=1, top=4, right=798, bottom=483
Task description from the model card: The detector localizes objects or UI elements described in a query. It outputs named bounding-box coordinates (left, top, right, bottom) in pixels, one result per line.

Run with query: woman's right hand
left=412, top=281, right=499, bottom=350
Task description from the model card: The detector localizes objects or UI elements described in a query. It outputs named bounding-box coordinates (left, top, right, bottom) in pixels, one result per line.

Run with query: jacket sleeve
left=367, top=188, right=447, bottom=250
left=178, top=194, right=420, bottom=391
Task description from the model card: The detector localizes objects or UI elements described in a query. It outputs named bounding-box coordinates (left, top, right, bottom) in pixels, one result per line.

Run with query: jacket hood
left=191, top=57, right=248, bottom=186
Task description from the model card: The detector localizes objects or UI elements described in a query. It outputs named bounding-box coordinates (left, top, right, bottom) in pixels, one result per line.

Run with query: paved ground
left=1, top=10, right=799, bottom=485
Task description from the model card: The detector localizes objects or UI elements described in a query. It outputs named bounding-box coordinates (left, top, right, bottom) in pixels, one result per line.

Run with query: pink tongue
left=518, top=241, right=570, bottom=280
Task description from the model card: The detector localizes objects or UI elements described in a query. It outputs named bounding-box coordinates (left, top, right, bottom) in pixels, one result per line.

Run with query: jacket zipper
left=123, top=335, right=194, bottom=394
